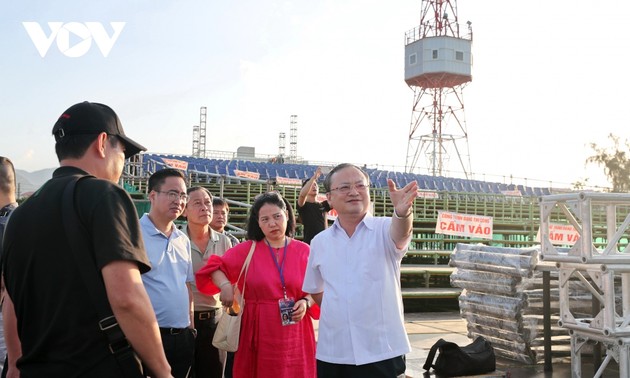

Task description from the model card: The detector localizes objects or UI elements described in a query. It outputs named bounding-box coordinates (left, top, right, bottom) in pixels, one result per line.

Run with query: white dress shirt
left=303, top=213, right=412, bottom=365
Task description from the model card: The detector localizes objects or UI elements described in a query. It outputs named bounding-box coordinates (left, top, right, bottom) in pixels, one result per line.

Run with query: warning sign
left=276, top=176, right=302, bottom=185
left=162, top=158, right=188, bottom=171
left=537, top=223, right=580, bottom=245
left=417, top=190, right=439, bottom=199
left=234, top=169, right=261, bottom=180
left=435, top=211, right=494, bottom=240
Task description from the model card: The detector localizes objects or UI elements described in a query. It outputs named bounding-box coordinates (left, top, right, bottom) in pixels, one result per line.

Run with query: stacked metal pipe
left=450, top=243, right=581, bottom=364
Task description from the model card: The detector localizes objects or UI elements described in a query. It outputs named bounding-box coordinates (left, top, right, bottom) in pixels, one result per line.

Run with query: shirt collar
left=140, top=213, right=177, bottom=238
left=183, top=223, right=220, bottom=243
left=0, top=203, right=17, bottom=217
left=331, top=212, right=374, bottom=233
left=52, top=166, right=90, bottom=178
left=0, top=203, right=17, bottom=212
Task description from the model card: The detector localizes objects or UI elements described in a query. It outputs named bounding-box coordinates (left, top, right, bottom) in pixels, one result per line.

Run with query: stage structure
left=289, top=115, right=298, bottom=162
left=540, top=192, right=630, bottom=377
left=192, top=106, right=207, bottom=158
left=404, top=0, right=473, bottom=177
left=278, top=132, right=286, bottom=158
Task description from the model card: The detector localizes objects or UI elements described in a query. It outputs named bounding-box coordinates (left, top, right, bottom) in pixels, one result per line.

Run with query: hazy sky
left=1, top=1, right=628, bottom=189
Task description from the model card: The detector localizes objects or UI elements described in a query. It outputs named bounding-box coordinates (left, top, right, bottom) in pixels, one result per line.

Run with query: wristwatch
left=300, top=297, right=310, bottom=309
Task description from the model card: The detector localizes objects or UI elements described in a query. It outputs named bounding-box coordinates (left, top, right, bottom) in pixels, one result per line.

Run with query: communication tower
left=404, top=0, right=473, bottom=177
left=289, top=115, right=298, bottom=162
left=191, top=106, right=207, bottom=158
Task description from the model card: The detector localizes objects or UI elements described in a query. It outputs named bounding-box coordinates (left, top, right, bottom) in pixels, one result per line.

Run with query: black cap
left=52, top=101, right=147, bottom=159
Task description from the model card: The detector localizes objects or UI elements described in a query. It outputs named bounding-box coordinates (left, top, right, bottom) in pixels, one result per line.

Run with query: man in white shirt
left=302, top=163, right=418, bottom=378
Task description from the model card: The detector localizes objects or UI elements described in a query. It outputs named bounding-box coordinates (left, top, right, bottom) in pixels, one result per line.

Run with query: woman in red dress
left=196, top=192, right=319, bottom=378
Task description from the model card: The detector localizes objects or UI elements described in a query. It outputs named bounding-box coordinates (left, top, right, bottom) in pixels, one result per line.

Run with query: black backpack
left=423, top=336, right=496, bottom=377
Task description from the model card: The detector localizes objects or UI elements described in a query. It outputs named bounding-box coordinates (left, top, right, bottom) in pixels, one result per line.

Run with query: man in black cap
left=1, top=102, right=173, bottom=377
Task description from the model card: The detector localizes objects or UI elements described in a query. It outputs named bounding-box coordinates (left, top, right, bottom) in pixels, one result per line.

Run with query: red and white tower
left=404, top=0, right=473, bottom=177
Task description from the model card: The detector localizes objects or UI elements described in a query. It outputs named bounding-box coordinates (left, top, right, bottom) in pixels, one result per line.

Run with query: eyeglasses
left=329, top=183, right=369, bottom=194
left=156, top=190, right=188, bottom=202
left=258, top=212, right=285, bottom=225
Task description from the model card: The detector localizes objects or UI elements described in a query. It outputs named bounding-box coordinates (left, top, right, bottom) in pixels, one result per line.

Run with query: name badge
left=278, top=297, right=296, bottom=326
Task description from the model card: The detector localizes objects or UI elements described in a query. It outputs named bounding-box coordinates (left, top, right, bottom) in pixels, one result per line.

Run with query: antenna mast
left=404, top=0, right=473, bottom=177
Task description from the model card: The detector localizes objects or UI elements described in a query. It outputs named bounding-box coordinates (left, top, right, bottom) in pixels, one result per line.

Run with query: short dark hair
left=0, top=156, right=16, bottom=196
left=323, top=163, right=370, bottom=192
left=186, top=186, right=213, bottom=199
left=148, top=168, right=187, bottom=192
left=212, top=197, right=229, bottom=211
left=54, top=134, right=121, bottom=161
left=246, top=192, right=295, bottom=241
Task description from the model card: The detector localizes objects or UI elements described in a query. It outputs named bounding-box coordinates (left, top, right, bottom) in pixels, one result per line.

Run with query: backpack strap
left=423, top=338, right=457, bottom=371
left=62, top=174, right=143, bottom=376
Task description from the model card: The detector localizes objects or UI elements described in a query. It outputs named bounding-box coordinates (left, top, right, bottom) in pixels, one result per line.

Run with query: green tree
left=572, top=178, right=589, bottom=191
left=586, top=134, right=630, bottom=192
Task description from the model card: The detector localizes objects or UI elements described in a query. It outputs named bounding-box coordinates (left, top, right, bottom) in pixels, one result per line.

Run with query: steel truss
left=540, top=192, right=630, bottom=377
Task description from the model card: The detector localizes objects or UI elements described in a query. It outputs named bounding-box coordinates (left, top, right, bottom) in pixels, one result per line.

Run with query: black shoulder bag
left=62, top=175, right=143, bottom=377
left=423, top=336, right=496, bottom=377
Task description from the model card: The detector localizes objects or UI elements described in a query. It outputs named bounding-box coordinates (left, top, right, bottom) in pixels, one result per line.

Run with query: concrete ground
left=1, top=310, right=622, bottom=376
left=403, top=311, right=621, bottom=378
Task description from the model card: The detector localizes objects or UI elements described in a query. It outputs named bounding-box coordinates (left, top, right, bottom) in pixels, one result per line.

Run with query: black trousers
left=316, top=355, right=406, bottom=378
left=144, top=328, right=195, bottom=378
left=223, top=351, right=235, bottom=378
left=192, top=313, right=222, bottom=378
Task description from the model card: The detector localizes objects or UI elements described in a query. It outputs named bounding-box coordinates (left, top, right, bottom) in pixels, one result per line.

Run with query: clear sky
left=1, top=1, right=628, bottom=190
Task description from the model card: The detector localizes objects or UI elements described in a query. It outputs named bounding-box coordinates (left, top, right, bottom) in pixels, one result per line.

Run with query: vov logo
left=22, top=22, right=126, bottom=58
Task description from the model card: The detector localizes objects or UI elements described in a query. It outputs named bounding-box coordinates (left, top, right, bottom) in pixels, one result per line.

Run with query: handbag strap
left=234, top=241, right=256, bottom=304
left=62, top=174, right=142, bottom=376
left=422, top=338, right=451, bottom=371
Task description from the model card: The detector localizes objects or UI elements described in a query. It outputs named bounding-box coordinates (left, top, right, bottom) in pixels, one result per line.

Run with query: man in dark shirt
left=1, top=102, right=172, bottom=377
left=210, top=197, right=240, bottom=247
left=297, top=167, right=329, bottom=244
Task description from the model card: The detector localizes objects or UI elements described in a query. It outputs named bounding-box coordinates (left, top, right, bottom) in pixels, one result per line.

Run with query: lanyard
left=266, top=238, right=288, bottom=299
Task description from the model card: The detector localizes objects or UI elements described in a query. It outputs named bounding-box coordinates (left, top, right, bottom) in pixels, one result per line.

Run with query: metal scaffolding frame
left=540, top=192, right=630, bottom=377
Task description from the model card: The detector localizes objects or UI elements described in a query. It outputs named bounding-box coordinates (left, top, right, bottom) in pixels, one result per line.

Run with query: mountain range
left=15, top=168, right=56, bottom=197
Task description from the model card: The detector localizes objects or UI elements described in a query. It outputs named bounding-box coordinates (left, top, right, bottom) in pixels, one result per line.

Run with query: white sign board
left=435, top=211, right=494, bottom=240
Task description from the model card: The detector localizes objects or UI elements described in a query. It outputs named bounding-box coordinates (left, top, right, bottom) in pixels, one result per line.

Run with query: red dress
left=196, top=239, right=319, bottom=378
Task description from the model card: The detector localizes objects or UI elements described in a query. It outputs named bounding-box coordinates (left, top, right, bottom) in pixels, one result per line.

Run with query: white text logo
left=23, top=22, right=126, bottom=58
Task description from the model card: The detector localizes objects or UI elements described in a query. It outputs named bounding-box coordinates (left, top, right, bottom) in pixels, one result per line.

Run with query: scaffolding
left=540, top=192, right=630, bottom=377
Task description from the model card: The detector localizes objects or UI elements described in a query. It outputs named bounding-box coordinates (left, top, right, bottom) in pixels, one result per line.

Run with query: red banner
left=234, top=169, right=261, bottom=180
left=162, top=158, right=188, bottom=171
left=417, top=190, right=439, bottom=199
left=276, top=176, right=302, bottom=186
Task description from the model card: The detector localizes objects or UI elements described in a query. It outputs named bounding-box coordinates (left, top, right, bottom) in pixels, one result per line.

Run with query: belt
left=159, top=327, right=187, bottom=335
left=195, top=309, right=218, bottom=321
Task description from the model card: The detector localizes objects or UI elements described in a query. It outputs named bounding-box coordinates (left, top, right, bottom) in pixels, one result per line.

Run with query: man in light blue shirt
left=140, top=168, right=195, bottom=378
